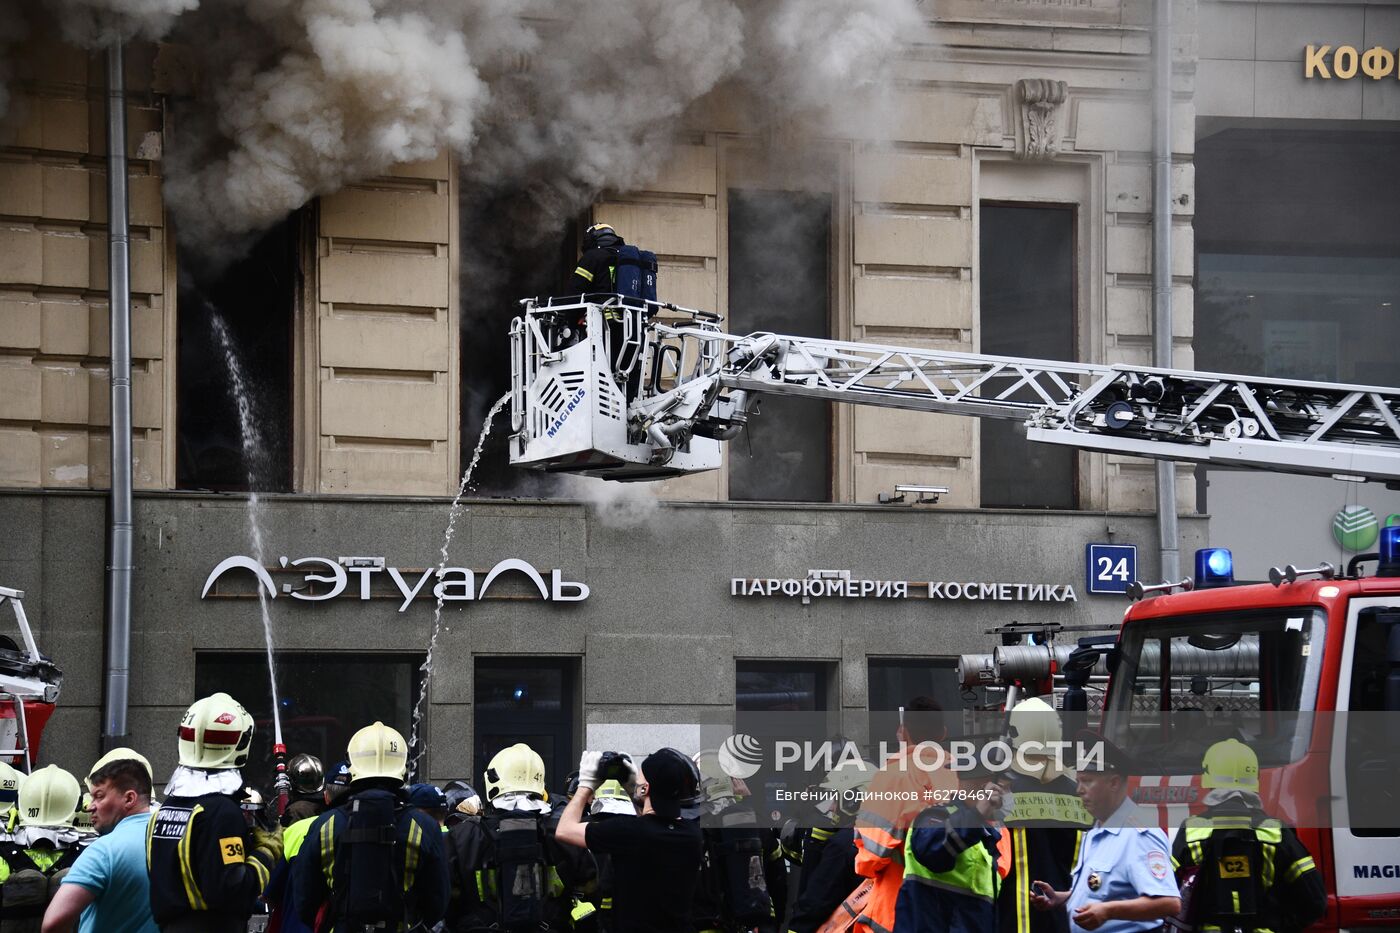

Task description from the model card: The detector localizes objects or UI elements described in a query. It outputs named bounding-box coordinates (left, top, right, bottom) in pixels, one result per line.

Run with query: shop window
left=979, top=203, right=1077, bottom=509
left=474, top=657, right=578, bottom=797
left=727, top=189, right=833, bottom=502
left=176, top=217, right=297, bottom=491
left=867, top=658, right=991, bottom=743
left=736, top=660, right=837, bottom=819
left=195, top=652, right=420, bottom=791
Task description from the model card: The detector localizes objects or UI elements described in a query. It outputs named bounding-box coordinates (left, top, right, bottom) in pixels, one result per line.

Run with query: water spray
left=407, top=392, right=510, bottom=781
left=209, top=312, right=289, bottom=816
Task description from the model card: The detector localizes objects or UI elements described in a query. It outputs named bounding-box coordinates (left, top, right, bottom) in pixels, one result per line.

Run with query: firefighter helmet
left=287, top=753, right=325, bottom=795
left=445, top=780, right=482, bottom=816
left=583, top=222, right=620, bottom=251
left=591, top=779, right=638, bottom=816
left=1201, top=738, right=1259, bottom=792
left=694, top=749, right=747, bottom=802
left=19, top=765, right=80, bottom=827
left=484, top=743, right=546, bottom=801
left=820, top=758, right=875, bottom=794
left=71, top=792, right=96, bottom=833
left=347, top=721, right=409, bottom=782
left=87, top=746, right=154, bottom=790
left=1008, top=696, right=1067, bottom=782
left=178, top=693, right=255, bottom=770
left=0, top=761, right=23, bottom=813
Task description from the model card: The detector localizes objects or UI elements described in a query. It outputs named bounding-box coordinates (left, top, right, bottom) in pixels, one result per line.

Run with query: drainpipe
left=102, top=41, right=134, bottom=749
left=1153, top=0, right=1180, bottom=583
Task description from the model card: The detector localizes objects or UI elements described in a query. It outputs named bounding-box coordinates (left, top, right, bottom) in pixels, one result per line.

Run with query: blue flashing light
left=1195, top=548, right=1234, bottom=588
left=1379, top=526, right=1400, bottom=576
left=512, top=685, right=528, bottom=702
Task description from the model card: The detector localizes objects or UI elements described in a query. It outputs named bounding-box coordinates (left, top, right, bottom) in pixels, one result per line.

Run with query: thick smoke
left=8, top=0, right=923, bottom=257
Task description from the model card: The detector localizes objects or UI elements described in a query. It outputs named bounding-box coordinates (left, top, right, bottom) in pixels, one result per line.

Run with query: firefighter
left=1170, top=739, right=1326, bottom=933
left=293, top=722, right=449, bottom=932
left=893, top=761, right=1006, bottom=933
left=787, top=759, right=873, bottom=933
left=263, top=760, right=352, bottom=933
left=0, top=761, right=25, bottom=836
left=0, top=764, right=86, bottom=931
left=146, top=692, right=281, bottom=933
left=999, top=698, right=1093, bottom=933
left=443, top=742, right=594, bottom=932
left=691, top=749, right=783, bottom=933
left=568, top=223, right=625, bottom=299
left=444, top=780, right=482, bottom=828
left=853, top=696, right=960, bottom=933
left=282, top=753, right=326, bottom=826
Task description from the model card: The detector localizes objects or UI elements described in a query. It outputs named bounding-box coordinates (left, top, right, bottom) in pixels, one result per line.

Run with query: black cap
left=641, top=748, right=696, bottom=820
left=1073, top=729, right=1134, bottom=775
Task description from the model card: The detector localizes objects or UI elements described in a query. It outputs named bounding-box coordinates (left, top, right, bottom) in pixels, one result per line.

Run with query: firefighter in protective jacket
left=1170, top=740, right=1325, bottom=933
left=0, top=764, right=87, bottom=932
left=444, top=742, right=594, bottom=933
left=294, top=722, right=449, bottom=932
left=146, top=693, right=282, bottom=933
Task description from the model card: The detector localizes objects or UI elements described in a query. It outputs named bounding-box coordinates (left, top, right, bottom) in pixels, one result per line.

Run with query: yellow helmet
left=87, top=746, right=155, bottom=790
left=591, top=779, right=637, bottom=816
left=1008, top=697, right=1067, bottom=782
left=1201, top=738, right=1259, bottom=792
left=71, top=792, right=96, bottom=833
left=484, top=743, right=545, bottom=801
left=19, top=764, right=81, bottom=827
left=694, top=749, right=746, bottom=802
left=347, top=722, right=409, bottom=782
left=0, top=761, right=24, bottom=814
left=179, top=693, right=255, bottom=770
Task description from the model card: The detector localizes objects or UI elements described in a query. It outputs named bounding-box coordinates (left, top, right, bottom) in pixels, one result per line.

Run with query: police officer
left=894, top=762, right=1007, bottom=933
left=1171, top=740, right=1325, bottom=933
left=443, top=742, right=594, bottom=932
left=1000, top=698, right=1093, bottom=933
left=293, top=722, right=448, bottom=932
left=147, top=692, right=281, bottom=933
left=1030, top=733, right=1180, bottom=933
left=0, top=764, right=86, bottom=931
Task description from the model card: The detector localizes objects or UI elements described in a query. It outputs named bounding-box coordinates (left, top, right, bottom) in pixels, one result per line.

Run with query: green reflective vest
left=901, top=814, right=999, bottom=902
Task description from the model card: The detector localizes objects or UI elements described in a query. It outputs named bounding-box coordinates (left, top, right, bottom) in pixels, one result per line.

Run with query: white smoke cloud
left=4, top=0, right=923, bottom=257
left=558, top=474, right=661, bottom=530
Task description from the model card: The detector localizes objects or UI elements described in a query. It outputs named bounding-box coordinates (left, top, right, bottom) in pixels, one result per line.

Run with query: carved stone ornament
left=1015, top=78, right=1069, bottom=160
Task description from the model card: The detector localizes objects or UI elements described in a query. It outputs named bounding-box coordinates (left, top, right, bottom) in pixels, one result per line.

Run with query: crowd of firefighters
left=0, top=691, right=1328, bottom=933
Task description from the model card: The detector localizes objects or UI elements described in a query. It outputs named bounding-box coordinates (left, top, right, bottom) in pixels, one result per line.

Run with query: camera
left=597, top=751, right=634, bottom=784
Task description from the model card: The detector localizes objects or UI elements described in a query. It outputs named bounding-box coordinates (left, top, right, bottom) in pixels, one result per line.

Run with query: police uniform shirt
left=1065, top=797, right=1178, bottom=933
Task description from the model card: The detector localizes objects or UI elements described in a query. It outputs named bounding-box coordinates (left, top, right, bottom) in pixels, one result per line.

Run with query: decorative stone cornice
left=1015, top=78, right=1069, bottom=160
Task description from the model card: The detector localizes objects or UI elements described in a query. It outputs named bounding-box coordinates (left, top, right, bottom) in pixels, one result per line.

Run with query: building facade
left=0, top=0, right=1394, bottom=788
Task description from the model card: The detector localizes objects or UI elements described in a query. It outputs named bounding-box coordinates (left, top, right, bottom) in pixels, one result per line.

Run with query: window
left=177, top=216, right=298, bottom=491
left=474, top=657, right=577, bottom=796
left=736, top=660, right=837, bottom=819
left=979, top=203, right=1077, bottom=509
left=867, top=658, right=991, bottom=744
left=727, top=189, right=833, bottom=502
left=1103, top=609, right=1325, bottom=774
left=1344, top=606, right=1400, bottom=836
left=195, top=652, right=420, bottom=790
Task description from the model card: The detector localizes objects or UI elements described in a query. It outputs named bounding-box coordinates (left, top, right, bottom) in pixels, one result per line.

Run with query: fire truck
left=509, top=297, right=1400, bottom=929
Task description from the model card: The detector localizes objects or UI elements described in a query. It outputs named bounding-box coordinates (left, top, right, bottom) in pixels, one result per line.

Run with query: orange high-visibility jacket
left=852, top=743, right=958, bottom=933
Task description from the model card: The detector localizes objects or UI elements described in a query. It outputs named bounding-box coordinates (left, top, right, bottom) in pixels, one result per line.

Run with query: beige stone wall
left=0, top=41, right=169, bottom=489
left=607, top=0, right=1197, bottom=511
left=308, top=155, right=460, bottom=495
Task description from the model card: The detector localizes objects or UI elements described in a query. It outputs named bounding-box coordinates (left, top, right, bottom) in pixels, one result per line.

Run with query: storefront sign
left=202, top=555, right=589, bottom=610
left=730, top=573, right=1077, bottom=603
left=1305, top=45, right=1400, bottom=80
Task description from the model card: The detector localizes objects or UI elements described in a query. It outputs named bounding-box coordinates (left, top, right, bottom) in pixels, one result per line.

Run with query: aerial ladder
left=509, top=297, right=1400, bottom=485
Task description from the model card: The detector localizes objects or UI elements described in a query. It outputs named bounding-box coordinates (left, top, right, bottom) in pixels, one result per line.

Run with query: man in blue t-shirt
left=42, top=758, right=159, bottom=933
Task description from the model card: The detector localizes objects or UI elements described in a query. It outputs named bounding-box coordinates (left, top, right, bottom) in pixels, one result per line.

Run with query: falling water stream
left=209, top=314, right=283, bottom=749
left=407, top=392, right=510, bottom=780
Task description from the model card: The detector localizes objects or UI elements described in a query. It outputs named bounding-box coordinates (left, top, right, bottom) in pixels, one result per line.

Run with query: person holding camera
left=555, top=748, right=703, bottom=933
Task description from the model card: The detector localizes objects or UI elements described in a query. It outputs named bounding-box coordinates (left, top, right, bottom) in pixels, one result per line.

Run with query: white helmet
left=88, top=746, right=155, bottom=790
left=693, top=749, right=747, bottom=802
left=484, top=744, right=546, bottom=801
left=348, top=722, right=409, bottom=782
left=179, top=693, right=255, bottom=770
left=71, top=792, right=97, bottom=834
left=1008, top=696, right=1066, bottom=782
left=19, top=764, right=81, bottom=827
left=0, top=761, right=24, bottom=814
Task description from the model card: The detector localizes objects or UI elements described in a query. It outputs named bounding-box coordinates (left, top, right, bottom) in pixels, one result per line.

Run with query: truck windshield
left=1102, top=608, right=1325, bottom=773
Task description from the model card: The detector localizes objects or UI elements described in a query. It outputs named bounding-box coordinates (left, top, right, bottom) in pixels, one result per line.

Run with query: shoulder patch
left=218, top=836, right=245, bottom=865
left=1145, top=848, right=1169, bottom=881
